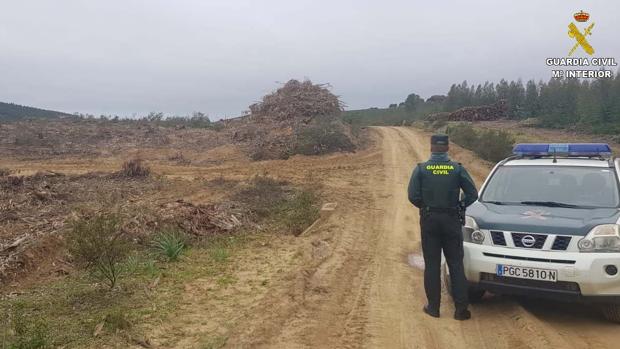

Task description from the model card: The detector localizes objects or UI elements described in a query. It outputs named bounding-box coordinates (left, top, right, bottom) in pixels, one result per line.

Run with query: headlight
left=578, top=224, right=620, bottom=252
left=465, top=216, right=479, bottom=230
left=463, top=216, right=484, bottom=244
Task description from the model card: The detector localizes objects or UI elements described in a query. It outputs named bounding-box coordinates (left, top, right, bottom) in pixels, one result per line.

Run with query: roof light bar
left=513, top=143, right=612, bottom=157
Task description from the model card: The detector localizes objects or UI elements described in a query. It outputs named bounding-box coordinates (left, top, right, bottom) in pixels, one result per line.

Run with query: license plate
left=496, top=264, right=557, bottom=282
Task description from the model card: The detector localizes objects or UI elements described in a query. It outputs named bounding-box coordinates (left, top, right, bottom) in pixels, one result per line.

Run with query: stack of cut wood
left=430, top=100, right=508, bottom=122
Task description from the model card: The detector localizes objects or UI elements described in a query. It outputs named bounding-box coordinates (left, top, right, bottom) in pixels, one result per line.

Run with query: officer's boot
left=423, top=305, right=440, bottom=318
left=454, top=305, right=471, bottom=320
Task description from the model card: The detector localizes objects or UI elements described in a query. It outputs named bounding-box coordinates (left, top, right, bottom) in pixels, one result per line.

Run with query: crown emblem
left=574, top=10, right=590, bottom=22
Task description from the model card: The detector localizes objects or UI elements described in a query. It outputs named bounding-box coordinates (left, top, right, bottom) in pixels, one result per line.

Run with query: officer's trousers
left=420, top=211, right=468, bottom=311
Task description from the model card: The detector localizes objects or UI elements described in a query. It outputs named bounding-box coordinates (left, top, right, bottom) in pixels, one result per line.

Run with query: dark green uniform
left=408, top=151, right=478, bottom=315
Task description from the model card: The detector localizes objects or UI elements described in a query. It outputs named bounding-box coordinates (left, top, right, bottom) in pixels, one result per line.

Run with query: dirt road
left=221, top=126, right=620, bottom=349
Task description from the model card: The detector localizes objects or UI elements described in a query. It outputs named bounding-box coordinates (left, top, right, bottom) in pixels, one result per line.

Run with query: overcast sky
left=1, top=1, right=618, bottom=118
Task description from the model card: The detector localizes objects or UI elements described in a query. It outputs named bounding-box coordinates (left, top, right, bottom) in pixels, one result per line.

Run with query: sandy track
left=225, top=127, right=619, bottom=348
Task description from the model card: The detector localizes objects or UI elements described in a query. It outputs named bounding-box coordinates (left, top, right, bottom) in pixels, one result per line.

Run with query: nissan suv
left=461, top=143, right=620, bottom=322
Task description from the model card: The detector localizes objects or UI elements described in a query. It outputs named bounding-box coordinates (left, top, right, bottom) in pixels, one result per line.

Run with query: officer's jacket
left=407, top=152, right=478, bottom=209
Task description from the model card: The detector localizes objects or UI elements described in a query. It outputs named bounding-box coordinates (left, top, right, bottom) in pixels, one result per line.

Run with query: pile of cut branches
left=249, top=79, right=344, bottom=122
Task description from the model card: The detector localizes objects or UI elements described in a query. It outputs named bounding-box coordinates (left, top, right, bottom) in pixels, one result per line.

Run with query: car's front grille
left=480, top=273, right=581, bottom=293
left=512, top=232, right=547, bottom=249
left=551, top=236, right=572, bottom=251
left=490, top=231, right=507, bottom=246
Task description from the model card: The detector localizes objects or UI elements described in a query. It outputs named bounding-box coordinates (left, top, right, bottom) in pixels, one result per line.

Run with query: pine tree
left=523, top=80, right=539, bottom=118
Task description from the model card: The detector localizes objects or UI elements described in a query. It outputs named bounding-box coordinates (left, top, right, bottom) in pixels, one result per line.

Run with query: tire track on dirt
left=395, top=127, right=609, bottom=349
left=224, top=150, right=383, bottom=348
left=363, top=127, right=579, bottom=349
left=225, top=126, right=616, bottom=349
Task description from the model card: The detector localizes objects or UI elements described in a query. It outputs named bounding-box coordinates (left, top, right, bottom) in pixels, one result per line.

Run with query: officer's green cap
left=431, top=134, right=449, bottom=146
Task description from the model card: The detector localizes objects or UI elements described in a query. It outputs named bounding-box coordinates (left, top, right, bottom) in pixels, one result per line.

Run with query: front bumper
left=464, top=242, right=620, bottom=302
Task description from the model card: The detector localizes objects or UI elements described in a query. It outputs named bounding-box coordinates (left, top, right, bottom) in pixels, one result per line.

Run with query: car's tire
left=442, top=264, right=485, bottom=303
left=601, top=304, right=620, bottom=323
left=467, top=286, right=486, bottom=303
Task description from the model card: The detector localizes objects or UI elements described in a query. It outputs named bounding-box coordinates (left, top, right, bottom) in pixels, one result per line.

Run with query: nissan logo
left=521, top=235, right=536, bottom=248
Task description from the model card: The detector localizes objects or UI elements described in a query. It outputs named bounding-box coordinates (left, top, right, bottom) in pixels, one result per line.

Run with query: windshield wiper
left=519, top=201, right=579, bottom=208
left=483, top=200, right=509, bottom=205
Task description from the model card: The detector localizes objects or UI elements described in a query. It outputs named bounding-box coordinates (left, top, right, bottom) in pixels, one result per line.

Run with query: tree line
left=345, top=72, right=620, bottom=134
left=443, top=73, right=620, bottom=132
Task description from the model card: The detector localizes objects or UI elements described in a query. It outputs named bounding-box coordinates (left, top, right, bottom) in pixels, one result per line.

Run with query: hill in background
left=0, top=101, right=72, bottom=121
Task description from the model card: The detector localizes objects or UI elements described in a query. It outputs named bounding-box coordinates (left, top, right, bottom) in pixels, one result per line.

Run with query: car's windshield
left=481, top=165, right=620, bottom=208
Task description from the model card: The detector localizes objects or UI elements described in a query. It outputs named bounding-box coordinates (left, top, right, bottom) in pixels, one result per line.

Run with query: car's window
left=482, top=166, right=620, bottom=208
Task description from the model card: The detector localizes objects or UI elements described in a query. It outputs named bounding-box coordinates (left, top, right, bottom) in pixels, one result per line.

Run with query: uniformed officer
left=407, top=134, right=478, bottom=320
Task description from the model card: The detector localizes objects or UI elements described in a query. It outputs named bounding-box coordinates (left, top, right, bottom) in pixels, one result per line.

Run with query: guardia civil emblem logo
left=568, top=10, right=594, bottom=56
left=521, top=210, right=550, bottom=221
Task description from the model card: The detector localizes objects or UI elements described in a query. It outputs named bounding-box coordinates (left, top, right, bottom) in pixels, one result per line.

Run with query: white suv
left=461, top=143, right=620, bottom=322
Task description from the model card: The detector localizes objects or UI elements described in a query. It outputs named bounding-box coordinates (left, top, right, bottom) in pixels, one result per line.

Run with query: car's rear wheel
left=601, top=304, right=620, bottom=323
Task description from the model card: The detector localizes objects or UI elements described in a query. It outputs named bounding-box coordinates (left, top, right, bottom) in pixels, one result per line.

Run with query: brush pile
left=157, top=200, right=246, bottom=236
left=249, top=79, right=344, bottom=122
left=0, top=170, right=250, bottom=283
left=231, top=79, right=356, bottom=160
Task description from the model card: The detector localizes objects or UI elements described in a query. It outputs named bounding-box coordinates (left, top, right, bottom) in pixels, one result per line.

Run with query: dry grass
left=167, top=152, right=191, bottom=165
left=119, top=158, right=151, bottom=178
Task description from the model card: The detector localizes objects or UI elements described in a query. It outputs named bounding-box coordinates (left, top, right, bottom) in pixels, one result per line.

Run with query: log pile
left=429, top=100, right=508, bottom=122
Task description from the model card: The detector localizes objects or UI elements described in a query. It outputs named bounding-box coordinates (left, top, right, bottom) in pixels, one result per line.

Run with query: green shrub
left=447, top=123, right=478, bottom=149
left=103, top=310, right=132, bottom=332
left=209, top=247, right=230, bottom=263
left=66, top=213, right=130, bottom=289
left=232, top=176, right=320, bottom=234
left=474, top=129, right=515, bottom=162
left=5, top=302, right=48, bottom=349
left=293, top=122, right=355, bottom=156
left=430, top=119, right=448, bottom=131
left=151, top=230, right=186, bottom=262
left=447, top=123, right=514, bottom=162
left=233, top=176, right=289, bottom=219
left=277, top=190, right=320, bottom=235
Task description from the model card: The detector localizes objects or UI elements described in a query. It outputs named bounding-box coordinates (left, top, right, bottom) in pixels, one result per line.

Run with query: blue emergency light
left=513, top=143, right=612, bottom=157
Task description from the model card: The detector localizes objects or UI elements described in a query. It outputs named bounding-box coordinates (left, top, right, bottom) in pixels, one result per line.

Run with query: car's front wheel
left=442, top=264, right=486, bottom=303
left=601, top=304, right=620, bottom=323
left=467, top=286, right=486, bottom=303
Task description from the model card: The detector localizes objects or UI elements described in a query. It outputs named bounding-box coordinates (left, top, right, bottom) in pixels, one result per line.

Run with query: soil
left=204, top=127, right=618, bottom=349
left=2, top=122, right=618, bottom=348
